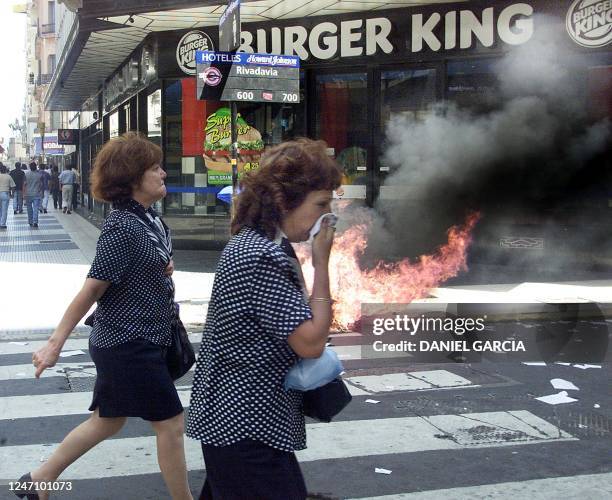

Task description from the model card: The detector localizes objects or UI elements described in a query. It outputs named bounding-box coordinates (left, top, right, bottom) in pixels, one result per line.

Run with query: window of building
left=109, top=111, right=119, bottom=138
left=147, top=89, right=162, bottom=145
left=47, top=54, right=56, bottom=75
left=315, top=72, right=368, bottom=197
left=446, top=58, right=500, bottom=113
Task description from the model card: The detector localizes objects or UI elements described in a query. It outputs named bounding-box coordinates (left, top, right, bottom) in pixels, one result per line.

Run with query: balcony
left=37, top=74, right=53, bottom=85
left=40, top=23, right=56, bottom=35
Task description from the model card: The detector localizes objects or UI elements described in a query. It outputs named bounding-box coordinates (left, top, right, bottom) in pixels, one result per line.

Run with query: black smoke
left=369, top=16, right=611, bottom=281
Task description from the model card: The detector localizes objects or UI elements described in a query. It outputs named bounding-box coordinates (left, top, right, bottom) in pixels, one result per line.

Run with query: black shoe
left=0, top=225, right=6, bottom=229
left=43, top=209, right=48, bottom=214
left=62, top=207, right=66, bottom=213
left=14, top=472, right=40, bottom=499
left=13, top=210, right=17, bottom=214
left=19, top=211, right=23, bottom=214
left=32, top=223, right=38, bottom=228
left=67, top=210, right=71, bottom=214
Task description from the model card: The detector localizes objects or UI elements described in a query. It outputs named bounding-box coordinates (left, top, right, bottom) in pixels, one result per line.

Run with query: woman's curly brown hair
left=231, top=138, right=342, bottom=239
left=90, top=132, right=163, bottom=203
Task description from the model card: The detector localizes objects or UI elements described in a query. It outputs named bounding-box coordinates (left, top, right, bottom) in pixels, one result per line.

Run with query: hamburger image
left=203, top=107, right=264, bottom=173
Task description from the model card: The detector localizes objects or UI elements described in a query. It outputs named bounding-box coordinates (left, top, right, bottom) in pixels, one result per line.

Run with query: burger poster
left=203, top=107, right=264, bottom=185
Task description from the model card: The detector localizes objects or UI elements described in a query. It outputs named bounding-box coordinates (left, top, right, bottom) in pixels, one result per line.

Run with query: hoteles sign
left=196, top=51, right=300, bottom=103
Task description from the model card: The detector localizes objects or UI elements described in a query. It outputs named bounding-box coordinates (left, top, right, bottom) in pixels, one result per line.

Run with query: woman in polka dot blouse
left=187, top=138, right=343, bottom=499
left=24, top=133, right=193, bottom=500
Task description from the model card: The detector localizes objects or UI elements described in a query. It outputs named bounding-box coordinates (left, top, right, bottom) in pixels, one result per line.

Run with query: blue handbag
left=284, top=347, right=343, bottom=391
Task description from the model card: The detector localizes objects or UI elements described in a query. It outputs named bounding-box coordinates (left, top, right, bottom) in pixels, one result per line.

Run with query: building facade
left=43, top=0, right=611, bottom=255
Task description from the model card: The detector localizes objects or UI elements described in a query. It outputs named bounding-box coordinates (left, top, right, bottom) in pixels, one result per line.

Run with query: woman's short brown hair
left=90, top=132, right=162, bottom=203
left=231, top=138, right=342, bottom=238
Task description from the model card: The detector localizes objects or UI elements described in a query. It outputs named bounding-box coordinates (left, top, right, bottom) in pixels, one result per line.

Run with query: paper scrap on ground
left=375, top=468, right=392, bottom=474
left=573, top=364, right=602, bottom=370
left=550, top=378, right=579, bottom=391
left=365, top=399, right=380, bottom=404
left=9, top=341, right=28, bottom=346
left=535, top=391, right=578, bottom=405
left=59, top=350, right=86, bottom=358
left=594, top=404, right=601, bottom=409
left=522, top=362, right=546, bottom=366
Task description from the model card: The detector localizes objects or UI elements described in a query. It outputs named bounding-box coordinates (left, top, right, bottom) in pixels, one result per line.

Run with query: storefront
left=78, top=0, right=611, bottom=249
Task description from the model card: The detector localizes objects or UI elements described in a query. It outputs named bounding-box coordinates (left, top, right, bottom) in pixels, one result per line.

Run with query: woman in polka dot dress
left=187, top=138, right=343, bottom=500
left=21, top=133, right=193, bottom=500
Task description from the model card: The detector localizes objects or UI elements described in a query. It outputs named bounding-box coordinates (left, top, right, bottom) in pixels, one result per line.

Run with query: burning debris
left=297, top=208, right=479, bottom=331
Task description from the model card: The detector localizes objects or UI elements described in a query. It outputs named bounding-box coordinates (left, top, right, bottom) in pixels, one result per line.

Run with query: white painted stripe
left=0, top=411, right=574, bottom=481
left=346, top=370, right=473, bottom=394
left=347, top=472, right=612, bottom=499
left=0, top=362, right=96, bottom=381
left=0, top=334, right=203, bottom=355
left=0, top=390, right=192, bottom=420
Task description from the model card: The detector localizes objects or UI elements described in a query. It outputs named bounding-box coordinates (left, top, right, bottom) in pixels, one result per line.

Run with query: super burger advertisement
left=203, top=107, right=264, bottom=185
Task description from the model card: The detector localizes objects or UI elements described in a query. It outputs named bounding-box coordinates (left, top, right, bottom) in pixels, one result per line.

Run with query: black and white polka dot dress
left=86, top=203, right=182, bottom=421
left=186, top=226, right=313, bottom=451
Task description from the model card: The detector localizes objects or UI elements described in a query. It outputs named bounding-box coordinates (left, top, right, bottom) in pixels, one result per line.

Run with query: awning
left=45, top=0, right=466, bottom=110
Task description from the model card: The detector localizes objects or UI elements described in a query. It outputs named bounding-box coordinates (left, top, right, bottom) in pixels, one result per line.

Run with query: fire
left=296, top=211, right=480, bottom=331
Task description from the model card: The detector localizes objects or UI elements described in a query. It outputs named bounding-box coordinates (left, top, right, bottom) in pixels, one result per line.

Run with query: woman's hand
left=164, top=259, right=175, bottom=276
left=33, top=341, right=61, bottom=378
left=311, top=219, right=335, bottom=269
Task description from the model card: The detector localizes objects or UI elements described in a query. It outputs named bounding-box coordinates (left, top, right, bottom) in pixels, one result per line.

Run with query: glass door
left=376, top=66, right=440, bottom=203
left=314, top=72, right=368, bottom=201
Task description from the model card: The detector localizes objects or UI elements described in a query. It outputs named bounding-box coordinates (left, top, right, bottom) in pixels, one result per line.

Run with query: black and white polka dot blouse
left=186, top=226, right=313, bottom=452
left=87, top=206, right=173, bottom=348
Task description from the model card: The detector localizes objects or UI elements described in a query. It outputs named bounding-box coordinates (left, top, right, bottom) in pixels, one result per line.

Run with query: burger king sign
left=566, top=0, right=612, bottom=47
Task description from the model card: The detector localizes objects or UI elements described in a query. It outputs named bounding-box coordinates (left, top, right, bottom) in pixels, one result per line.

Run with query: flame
left=296, top=211, right=480, bottom=331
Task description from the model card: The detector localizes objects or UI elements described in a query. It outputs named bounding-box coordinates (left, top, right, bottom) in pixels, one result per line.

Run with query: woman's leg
left=150, top=412, right=193, bottom=500
left=29, top=409, right=126, bottom=497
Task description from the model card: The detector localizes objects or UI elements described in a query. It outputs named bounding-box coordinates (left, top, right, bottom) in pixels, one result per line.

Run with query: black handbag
left=165, top=303, right=196, bottom=381
left=302, top=377, right=352, bottom=423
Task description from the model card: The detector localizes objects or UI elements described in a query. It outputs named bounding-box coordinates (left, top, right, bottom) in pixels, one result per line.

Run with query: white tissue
left=309, top=212, right=338, bottom=239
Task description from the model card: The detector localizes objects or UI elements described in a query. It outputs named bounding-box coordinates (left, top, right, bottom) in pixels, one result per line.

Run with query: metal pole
left=230, top=101, right=238, bottom=219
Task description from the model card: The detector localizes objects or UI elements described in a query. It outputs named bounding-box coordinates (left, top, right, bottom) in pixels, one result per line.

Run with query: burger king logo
left=176, top=30, right=214, bottom=75
left=566, top=0, right=612, bottom=48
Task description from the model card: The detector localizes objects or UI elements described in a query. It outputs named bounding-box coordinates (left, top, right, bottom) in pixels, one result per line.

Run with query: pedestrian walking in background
left=187, top=138, right=342, bottom=500
left=49, top=165, right=61, bottom=209
left=9, top=161, right=24, bottom=214
left=39, top=164, right=51, bottom=214
left=59, top=165, right=76, bottom=214
left=71, top=167, right=80, bottom=211
left=24, top=161, right=43, bottom=228
left=0, top=164, right=16, bottom=229
left=20, top=132, right=193, bottom=500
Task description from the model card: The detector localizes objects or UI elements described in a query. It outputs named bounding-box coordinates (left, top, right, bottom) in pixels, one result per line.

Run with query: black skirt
left=88, top=338, right=183, bottom=421
left=199, top=440, right=307, bottom=500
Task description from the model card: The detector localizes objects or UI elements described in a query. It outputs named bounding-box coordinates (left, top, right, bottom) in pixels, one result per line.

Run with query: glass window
left=378, top=68, right=438, bottom=200
left=109, top=111, right=119, bottom=138
left=147, top=89, right=162, bottom=145
left=446, top=58, right=500, bottom=113
left=315, top=72, right=368, bottom=197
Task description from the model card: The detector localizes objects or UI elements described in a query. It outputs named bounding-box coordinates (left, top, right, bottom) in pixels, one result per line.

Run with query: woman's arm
left=287, top=223, right=335, bottom=358
left=33, top=278, right=110, bottom=378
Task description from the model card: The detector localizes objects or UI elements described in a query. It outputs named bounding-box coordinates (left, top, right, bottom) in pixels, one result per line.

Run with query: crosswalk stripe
left=347, top=472, right=612, bottom=499
left=0, top=362, right=97, bottom=381
left=0, top=411, right=574, bottom=482
left=0, top=390, right=192, bottom=420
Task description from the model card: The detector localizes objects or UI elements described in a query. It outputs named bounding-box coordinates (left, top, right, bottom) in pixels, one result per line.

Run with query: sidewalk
left=0, top=206, right=610, bottom=339
left=0, top=207, right=213, bottom=339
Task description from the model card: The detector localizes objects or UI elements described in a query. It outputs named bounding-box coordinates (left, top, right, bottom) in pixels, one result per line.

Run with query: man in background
left=24, top=161, right=43, bottom=228
left=10, top=161, right=24, bottom=214
left=39, top=164, right=51, bottom=214
left=59, top=165, right=76, bottom=214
